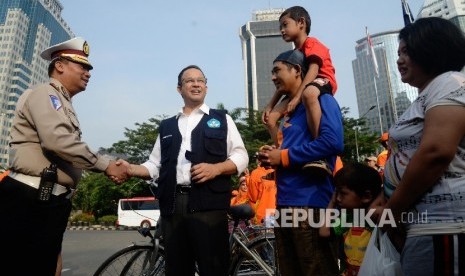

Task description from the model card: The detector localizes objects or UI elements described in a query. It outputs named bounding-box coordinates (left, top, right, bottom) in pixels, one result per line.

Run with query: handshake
left=104, top=158, right=224, bottom=185
left=104, top=159, right=136, bottom=184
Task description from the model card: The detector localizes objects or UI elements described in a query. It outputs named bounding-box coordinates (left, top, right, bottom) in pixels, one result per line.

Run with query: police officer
left=0, top=37, right=127, bottom=276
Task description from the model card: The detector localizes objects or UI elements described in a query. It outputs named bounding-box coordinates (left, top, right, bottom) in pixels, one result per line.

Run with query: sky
left=59, top=0, right=424, bottom=150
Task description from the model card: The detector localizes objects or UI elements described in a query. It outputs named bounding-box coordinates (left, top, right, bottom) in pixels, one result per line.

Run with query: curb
left=67, top=226, right=116, bottom=231
left=67, top=226, right=140, bottom=231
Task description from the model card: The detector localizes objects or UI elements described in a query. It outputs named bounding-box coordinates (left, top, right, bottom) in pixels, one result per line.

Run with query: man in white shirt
left=117, top=65, right=248, bottom=276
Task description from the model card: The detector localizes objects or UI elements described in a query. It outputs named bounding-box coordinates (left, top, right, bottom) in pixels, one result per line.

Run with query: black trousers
left=0, top=176, right=72, bottom=276
left=162, top=192, right=230, bottom=276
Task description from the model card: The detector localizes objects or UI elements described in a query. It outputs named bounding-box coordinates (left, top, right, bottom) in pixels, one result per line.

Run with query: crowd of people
left=1, top=4, right=464, bottom=276
left=230, top=153, right=278, bottom=225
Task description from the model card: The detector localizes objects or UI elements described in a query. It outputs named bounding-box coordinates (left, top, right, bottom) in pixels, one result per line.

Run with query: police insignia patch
left=49, top=95, right=62, bottom=110
left=207, top=118, right=221, bottom=128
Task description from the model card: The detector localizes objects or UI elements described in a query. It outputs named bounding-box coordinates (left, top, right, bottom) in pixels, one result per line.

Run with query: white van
left=116, top=196, right=160, bottom=229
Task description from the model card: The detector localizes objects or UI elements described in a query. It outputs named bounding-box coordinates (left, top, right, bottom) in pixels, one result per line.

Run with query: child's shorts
left=305, top=78, right=333, bottom=96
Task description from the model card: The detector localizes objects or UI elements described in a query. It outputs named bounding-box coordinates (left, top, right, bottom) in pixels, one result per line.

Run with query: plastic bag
left=358, top=227, right=403, bottom=276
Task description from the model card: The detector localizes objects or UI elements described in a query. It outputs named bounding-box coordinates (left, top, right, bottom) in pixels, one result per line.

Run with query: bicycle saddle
left=229, top=204, right=255, bottom=221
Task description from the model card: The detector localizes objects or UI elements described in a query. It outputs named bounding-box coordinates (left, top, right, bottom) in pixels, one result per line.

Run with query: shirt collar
left=49, top=78, right=71, bottom=101
left=176, top=103, right=210, bottom=118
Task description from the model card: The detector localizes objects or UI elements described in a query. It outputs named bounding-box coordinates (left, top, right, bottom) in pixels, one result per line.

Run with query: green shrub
left=70, top=213, right=95, bottom=223
left=98, top=215, right=117, bottom=226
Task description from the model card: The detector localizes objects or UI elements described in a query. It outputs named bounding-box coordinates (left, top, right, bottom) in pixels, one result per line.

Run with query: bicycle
left=93, top=204, right=278, bottom=276
left=93, top=222, right=164, bottom=276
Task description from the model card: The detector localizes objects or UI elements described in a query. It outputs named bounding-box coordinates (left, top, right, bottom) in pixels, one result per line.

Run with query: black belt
left=176, top=185, right=191, bottom=194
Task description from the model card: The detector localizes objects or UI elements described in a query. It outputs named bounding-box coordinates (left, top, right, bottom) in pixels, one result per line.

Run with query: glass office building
left=0, top=0, right=73, bottom=165
left=239, top=9, right=293, bottom=111
left=418, top=0, right=465, bottom=32
left=352, top=0, right=465, bottom=136
left=352, top=31, right=417, bottom=135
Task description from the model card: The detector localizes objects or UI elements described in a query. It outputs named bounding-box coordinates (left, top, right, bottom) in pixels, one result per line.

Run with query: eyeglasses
left=182, top=77, right=207, bottom=85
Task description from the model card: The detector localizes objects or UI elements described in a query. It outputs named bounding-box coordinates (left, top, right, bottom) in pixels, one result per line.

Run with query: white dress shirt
left=142, top=104, right=248, bottom=185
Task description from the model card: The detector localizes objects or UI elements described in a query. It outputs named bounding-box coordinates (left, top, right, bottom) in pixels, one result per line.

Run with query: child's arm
left=319, top=190, right=337, bottom=237
left=287, top=62, right=319, bottom=113
left=262, top=90, right=284, bottom=124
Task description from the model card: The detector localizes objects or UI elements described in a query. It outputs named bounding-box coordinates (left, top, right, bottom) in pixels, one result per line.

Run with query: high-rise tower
left=239, top=9, right=292, bottom=111
left=417, top=0, right=465, bottom=31
left=0, top=0, right=73, bottom=165
left=352, top=0, right=465, bottom=137
left=352, top=30, right=417, bottom=135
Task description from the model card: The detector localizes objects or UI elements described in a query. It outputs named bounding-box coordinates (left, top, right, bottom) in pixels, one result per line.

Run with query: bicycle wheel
left=230, top=234, right=278, bottom=276
left=93, top=244, right=165, bottom=276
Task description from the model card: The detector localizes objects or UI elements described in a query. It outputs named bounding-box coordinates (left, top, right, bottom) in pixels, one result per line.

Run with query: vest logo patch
left=49, top=95, right=62, bottom=110
left=207, top=118, right=221, bottom=128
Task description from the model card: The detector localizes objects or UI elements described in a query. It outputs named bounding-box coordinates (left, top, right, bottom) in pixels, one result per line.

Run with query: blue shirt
left=276, top=94, right=344, bottom=207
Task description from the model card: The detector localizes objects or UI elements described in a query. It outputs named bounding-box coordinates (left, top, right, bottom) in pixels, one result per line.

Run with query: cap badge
left=207, top=118, right=221, bottom=128
left=83, top=41, right=90, bottom=56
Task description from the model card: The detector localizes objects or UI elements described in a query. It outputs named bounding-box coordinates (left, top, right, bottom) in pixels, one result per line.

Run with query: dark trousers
left=162, top=192, right=229, bottom=276
left=274, top=207, right=338, bottom=276
left=0, top=176, right=72, bottom=276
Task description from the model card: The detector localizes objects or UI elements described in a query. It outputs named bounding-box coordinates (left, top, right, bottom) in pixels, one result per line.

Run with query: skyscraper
left=0, top=0, right=73, bottom=165
left=417, top=0, right=465, bottom=31
left=353, top=0, right=465, bottom=137
left=239, top=9, right=292, bottom=111
left=417, top=0, right=465, bottom=74
left=352, top=30, right=417, bottom=135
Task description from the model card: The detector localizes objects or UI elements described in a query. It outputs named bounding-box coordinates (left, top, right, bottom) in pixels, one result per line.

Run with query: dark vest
left=156, top=109, right=231, bottom=216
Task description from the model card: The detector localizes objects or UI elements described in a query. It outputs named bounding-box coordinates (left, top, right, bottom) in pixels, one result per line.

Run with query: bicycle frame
left=229, top=224, right=275, bottom=276
left=95, top=204, right=278, bottom=276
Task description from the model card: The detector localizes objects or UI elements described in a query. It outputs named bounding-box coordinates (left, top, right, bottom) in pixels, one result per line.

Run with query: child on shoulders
left=262, top=6, right=338, bottom=177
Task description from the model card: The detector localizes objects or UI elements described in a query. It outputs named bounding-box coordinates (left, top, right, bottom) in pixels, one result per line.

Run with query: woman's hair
left=177, top=65, right=205, bottom=87
left=280, top=6, right=311, bottom=35
left=399, top=17, right=465, bottom=76
left=334, top=162, right=382, bottom=199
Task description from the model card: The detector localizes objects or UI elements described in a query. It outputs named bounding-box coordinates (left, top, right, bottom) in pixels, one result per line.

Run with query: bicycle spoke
left=93, top=245, right=162, bottom=276
left=231, top=236, right=277, bottom=276
left=95, top=219, right=278, bottom=276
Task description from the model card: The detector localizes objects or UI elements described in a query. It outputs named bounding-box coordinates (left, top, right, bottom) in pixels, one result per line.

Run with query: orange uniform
left=0, top=170, right=9, bottom=181
left=246, top=166, right=276, bottom=225
left=230, top=189, right=249, bottom=206
left=333, top=156, right=343, bottom=176
left=376, top=150, right=388, bottom=169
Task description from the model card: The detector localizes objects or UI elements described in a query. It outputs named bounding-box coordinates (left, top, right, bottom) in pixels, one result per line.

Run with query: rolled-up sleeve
left=141, top=136, right=161, bottom=180
left=226, top=114, right=249, bottom=175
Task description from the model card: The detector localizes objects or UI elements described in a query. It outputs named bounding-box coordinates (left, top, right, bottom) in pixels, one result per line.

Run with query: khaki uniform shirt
left=9, top=78, right=109, bottom=188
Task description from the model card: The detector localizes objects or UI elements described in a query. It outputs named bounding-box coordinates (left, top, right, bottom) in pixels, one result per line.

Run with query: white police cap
left=40, top=37, right=92, bottom=69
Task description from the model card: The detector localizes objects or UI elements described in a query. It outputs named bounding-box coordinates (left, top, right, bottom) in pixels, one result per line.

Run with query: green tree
left=72, top=116, right=165, bottom=217
left=227, top=107, right=272, bottom=165
left=73, top=105, right=380, bottom=216
left=340, top=107, right=379, bottom=163
left=72, top=172, right=147, bottom=218
left=108, top=116, right=167, bottom=164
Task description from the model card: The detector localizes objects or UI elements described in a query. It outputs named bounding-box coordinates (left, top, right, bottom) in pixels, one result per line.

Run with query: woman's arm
left=386, top=105, right=465, bottom=219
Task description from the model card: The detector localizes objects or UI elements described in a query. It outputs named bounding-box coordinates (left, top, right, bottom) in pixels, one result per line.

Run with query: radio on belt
left=38, top=163, right=58, bottom=201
